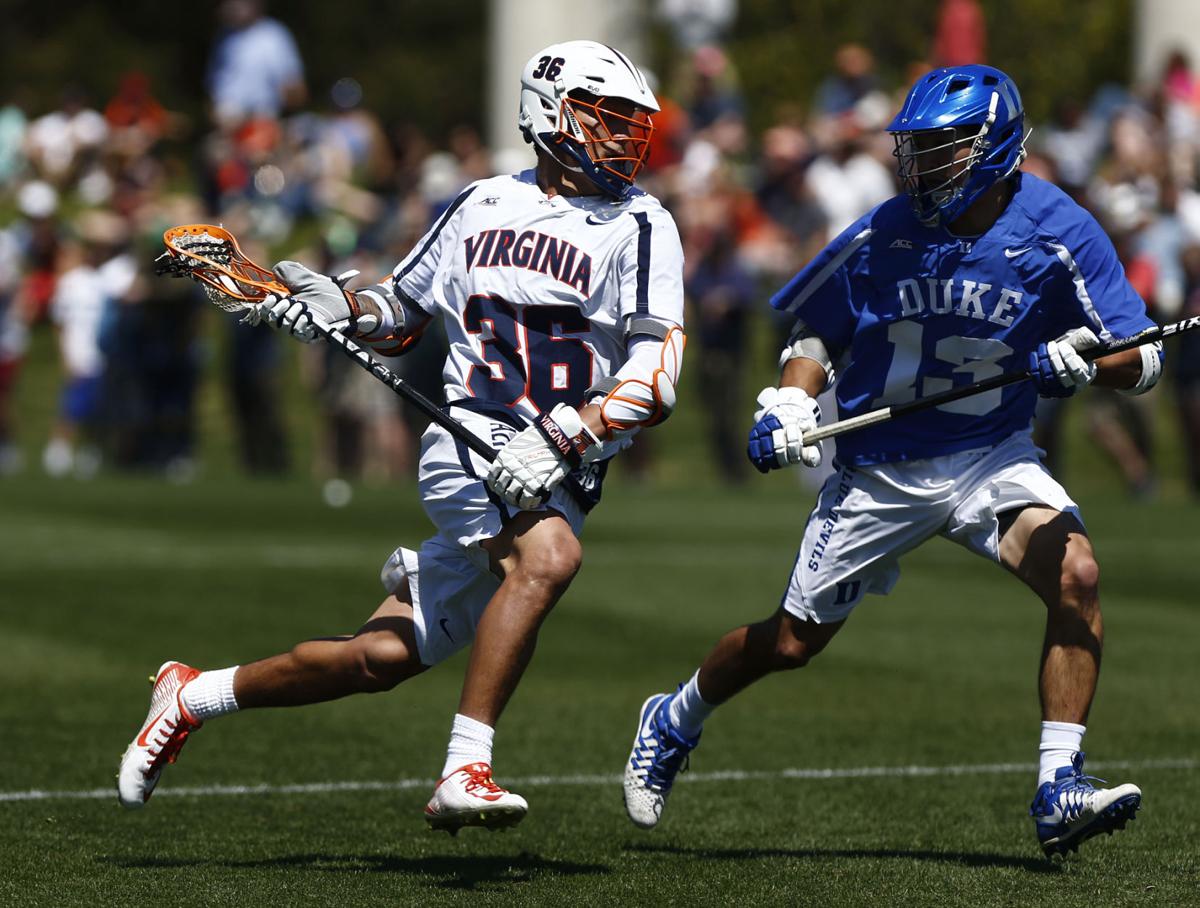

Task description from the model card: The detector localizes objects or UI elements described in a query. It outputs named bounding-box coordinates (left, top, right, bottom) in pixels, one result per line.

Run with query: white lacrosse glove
left=1028, top=326, right=1100, bottom=398
left=746, top=385, right=823, bottom=473
left=244, top=262, right=377, bottom=344
left=486, top=404, right=601, bottom=510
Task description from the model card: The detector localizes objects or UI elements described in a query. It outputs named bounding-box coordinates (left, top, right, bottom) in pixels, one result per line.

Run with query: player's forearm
left=348, top=290, right=383, bottom=326
left=579, top=403, right=609, bottom=441
left=1091, top=347, right=1153, bottom=391
left=779, top=357, right=829, bottom=398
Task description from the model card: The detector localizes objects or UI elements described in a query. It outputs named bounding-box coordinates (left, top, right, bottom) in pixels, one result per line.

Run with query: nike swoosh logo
left=439, top=618, right=454, bottom=642
left=136, top=705, right=170, bottom=748
left=1004, top=247, right=1032, bottom=258
left=586, top=215, right=608, bottom=226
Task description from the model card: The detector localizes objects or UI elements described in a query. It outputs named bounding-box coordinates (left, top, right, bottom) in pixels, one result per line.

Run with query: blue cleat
left=623, top=691, right=701, bottom=829
left=1029, top=751, right=1142, bottom=858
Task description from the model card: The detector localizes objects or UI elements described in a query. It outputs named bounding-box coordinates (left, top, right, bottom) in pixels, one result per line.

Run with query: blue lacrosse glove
left=747, top=386, right=823, bottom=473
left=1027, top=327, right=1100, bottom=398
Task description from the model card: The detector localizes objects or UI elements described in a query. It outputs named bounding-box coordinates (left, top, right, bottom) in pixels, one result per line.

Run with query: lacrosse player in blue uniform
left=624, top=65, right=1162, bottom=857
left=118, top=40, right=685, bottom=834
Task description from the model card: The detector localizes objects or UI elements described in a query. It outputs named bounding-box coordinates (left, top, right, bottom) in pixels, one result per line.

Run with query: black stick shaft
left=313, top=322, right=499, bottom=462
left=311, top=321, right=593, bottom=510
left=807, top=315, right=1200, bottom=444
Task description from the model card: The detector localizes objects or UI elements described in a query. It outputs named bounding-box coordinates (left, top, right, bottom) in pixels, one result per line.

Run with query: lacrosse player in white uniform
left=118, top=40, right=685, bottom=834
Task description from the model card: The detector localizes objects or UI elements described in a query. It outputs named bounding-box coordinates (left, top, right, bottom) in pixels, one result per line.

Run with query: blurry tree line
left=4, top=0, right=1132, bottom=144
left=0, top=0, right=487, bottom=139
left=655, top=0, right=1133, bottom=130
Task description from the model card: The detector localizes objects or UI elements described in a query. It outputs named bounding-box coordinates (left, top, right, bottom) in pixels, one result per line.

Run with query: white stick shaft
left=805, top=407, right=895, bottom=444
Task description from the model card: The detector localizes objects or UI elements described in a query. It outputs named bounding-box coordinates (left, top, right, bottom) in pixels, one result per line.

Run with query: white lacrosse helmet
left=518, top=40, right=659, bottom=199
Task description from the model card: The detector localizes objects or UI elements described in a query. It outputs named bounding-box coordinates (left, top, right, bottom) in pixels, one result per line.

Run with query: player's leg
left=232, top=588, right=427, bottom=707
left=117, top=586, right=426, bottom=809
left=458, top=508, right=581, bottom=723
left=624, top=460, right=945, bottom=829
left=622, top=609, right=845, bottom=829
left=425, top=508, right=581, bottom=833
left=692, top=609, right=845, bottom=705
left=998, top=506, right=1101, bottom=726
left=997, top=505, right=1141, bottom=856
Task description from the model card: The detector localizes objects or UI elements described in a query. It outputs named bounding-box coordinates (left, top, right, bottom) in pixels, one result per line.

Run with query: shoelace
left=145, top=717, right=194, bottom=772
left=461, top=766, right=505, bottom=797
left=635, top=722, right=692, bottom=793
left=1039, top=769, right=1106, bottom=821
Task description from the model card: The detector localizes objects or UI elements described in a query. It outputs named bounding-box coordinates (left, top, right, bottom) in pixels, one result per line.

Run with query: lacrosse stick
left=157, top=224, right=503, bottom=465
left=805, top=316, right=1200, bottom=444
left=157, top=225, right=597, bottom=509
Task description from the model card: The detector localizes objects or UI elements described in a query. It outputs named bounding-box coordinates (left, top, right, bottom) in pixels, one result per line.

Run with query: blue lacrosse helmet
left=887, top=64, right=1027, bottom=226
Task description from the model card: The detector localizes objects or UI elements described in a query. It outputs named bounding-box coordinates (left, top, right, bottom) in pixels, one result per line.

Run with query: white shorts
left=782, top=431, right=1080, bottom=624
left=379, top=405, right=588, bottom=667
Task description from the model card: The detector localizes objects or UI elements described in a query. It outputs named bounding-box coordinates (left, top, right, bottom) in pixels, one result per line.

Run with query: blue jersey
left=771, top=173, right=1157, bottom=466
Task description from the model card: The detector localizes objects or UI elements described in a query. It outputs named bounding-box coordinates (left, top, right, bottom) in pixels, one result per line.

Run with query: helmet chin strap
left=548, top=137, right=586, bottom=174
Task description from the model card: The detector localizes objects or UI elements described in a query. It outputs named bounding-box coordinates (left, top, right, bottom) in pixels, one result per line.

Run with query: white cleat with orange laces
left=424, top=762, right=528, bottom=834
left=117, top=661, right=202, bottom=809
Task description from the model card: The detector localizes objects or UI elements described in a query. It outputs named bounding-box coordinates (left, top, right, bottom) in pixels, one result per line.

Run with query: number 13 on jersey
left=873, top=321, right=1014, bottom=416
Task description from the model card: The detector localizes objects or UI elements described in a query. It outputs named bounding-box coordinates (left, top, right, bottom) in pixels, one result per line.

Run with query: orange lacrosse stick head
left=159, top=224, right=288, bottom=309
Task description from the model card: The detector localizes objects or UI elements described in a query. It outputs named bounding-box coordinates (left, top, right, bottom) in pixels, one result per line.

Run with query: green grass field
left=2, top=463, right=1198, bottom=906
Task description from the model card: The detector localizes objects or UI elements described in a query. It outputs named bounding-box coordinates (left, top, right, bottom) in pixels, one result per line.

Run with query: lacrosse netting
left=156, top=224, right=288, bottom=312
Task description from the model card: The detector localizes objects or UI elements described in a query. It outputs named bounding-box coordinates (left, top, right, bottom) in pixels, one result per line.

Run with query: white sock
left=180, top=666, right=240, bottom=721
left=1038, top=720, right=1085, bottom=787
left=442, top=713, right=494, bottom=779
left=668, top=670, right=715, bottom=738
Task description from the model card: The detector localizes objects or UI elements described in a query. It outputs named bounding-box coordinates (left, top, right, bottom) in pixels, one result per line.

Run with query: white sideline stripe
left=2, top=757, right=1195, bottom=804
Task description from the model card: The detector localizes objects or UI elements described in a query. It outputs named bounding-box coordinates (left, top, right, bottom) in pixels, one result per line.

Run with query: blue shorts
left=61, top=376, right=102, bottom=423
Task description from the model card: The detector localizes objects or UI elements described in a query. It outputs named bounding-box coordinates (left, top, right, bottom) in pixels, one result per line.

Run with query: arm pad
left=778, top=319, right=835, bottom=389
left=591, top=325, right=686, bottom=432
left=355, top=280, right=430, bottom=355
left=1120, top=340, right=1164, bottom=396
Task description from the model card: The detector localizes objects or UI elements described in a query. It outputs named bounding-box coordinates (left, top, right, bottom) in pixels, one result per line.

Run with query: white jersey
left=393, top=170, right=684, bottom=436
left=50, top=254, right=136, bottom=377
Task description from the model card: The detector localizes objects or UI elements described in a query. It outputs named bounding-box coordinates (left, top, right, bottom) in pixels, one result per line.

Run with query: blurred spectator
left=1084, top=215, right=1160, bottom=499
left=932, top=0, right=987, bottom=67
left=228, top=318, right=290, bottom=476
left=0, top=224, right=22, bottom=473
left=687, top=227, right=757, bottom=483
left=207, top=0, right=306, bottom=127
left=1158, top=49, right=1199, bottom=150
left=0, top=181, right=62, bottom=474
left=11, top=180, right=62, bottom=328
left=322, top=77, right=394, bottom=191
left=642, top=84, right=691, bottom=177
left=300, top=237, right=418, bottom=490
left=0, top=97, right=27, bottom=187
left=1176, top=246, right=1200, bottom=496
left=104, top=71, right=181, bottom=163
left=24, top=85, right=108, bottom=191
left=754, top=123, right=826, bottom=272
left=103, top=242, right=203, bottom=479
left=1089, top=107, right=1163, bottom=220
left=1038, top=99, right=1106, bottom=202
left=657, top=0, right=737, bottom=49
left=1137, top=179, right=1188, bottom=320
left=686, top=45, right=745, bottom=132
left=805, top=112, right=895, bottom=241
left=44, top=211, right=136, bottom=478
left=814, top=44, right=879, bottom=117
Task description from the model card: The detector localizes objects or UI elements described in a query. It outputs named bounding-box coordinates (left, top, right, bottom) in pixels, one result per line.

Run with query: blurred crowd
left=1, top=0, right=1199, bottom=501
